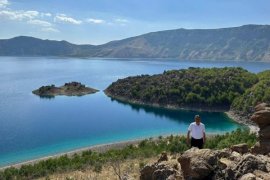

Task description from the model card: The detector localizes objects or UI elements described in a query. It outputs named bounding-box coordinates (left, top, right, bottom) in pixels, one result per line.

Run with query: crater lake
left=1, top=57, right=270, bottom=167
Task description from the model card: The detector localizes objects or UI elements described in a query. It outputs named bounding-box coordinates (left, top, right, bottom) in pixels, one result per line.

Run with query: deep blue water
left=0, top=57, right=270, bottom=167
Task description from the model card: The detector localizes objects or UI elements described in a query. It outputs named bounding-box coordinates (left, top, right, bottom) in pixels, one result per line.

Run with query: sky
left=0, top=0, right=269, bottom=45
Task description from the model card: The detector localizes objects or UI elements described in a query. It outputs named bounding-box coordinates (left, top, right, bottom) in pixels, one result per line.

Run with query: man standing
left=187, top=115, right=206, bottom=149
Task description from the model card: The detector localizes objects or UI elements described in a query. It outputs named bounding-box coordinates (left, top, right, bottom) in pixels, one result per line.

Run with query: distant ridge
left=0, top=36, right=94, bottom=56
left=1, top=25, right=270, bottom=61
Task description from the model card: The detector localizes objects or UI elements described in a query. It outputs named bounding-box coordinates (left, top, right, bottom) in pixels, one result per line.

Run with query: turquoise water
left=0, top=57, right=270, bottom=167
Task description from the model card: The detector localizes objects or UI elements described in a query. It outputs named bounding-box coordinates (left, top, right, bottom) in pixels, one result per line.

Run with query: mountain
left=0, top=36, right=95, bottom=56
left=1, top=25, right=270, bottom=61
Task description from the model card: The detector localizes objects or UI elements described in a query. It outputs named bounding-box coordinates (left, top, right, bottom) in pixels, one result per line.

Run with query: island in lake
left=33, top=82, right=99, bottom=97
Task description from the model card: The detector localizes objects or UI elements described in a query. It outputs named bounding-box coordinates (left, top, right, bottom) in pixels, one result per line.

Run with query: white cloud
left=41, top=27, right=59, bottom=32
left=54, top=14, right=82, bottom=25
left=0, top=0, right=9, bottom=8
left=115, top=18, right=129, bottom=23
left=41, top=13, right=52, bottom=17
left=86, top=18, right=105, bottom=24
left=27, top=19, right=52, bottom=27
left=0, top=10, right=39, bottom=20
left=27, top=19, right=59, bottom=33
left=0, top=2, right=58, bottom=33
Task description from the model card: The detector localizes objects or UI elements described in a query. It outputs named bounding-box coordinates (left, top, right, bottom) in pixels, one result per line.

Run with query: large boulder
left=251, top=103, right=270, bottom=155
left=230, top=143, right=249, bottom=154
left=140, top=147, right=270, bottom=180
left=259, top=126, right=270, bottom=139
left=176, top=146, right=270, bottom=179
left=140, top=153, right=183, bottom=180
left=239, top=173, right=256, bottom=180
left=177, top=148, right=221, bottom=179
left=233, top=154, right=267, bottom=178
left=251, top=110, right=270, bottom=128
left=253, top=170, right=270, bottom=179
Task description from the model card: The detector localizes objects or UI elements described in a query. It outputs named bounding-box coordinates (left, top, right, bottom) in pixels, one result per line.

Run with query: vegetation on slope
left=231, top=70, right=270, bottom=116
left=0, top=129, right=257, bottom=180
left=105, top=67, right=258, bottom=110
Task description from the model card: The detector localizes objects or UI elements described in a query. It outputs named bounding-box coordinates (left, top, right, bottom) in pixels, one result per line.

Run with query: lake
left=0, top=57, right=270, bottom=167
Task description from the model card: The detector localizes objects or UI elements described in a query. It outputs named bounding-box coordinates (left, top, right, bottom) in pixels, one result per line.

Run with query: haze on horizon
left=0, top=0, right=269, bottom=45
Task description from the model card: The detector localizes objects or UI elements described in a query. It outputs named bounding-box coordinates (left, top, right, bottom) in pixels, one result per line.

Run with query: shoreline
left=1, top=56, right=270, bottom=63
left=104, top=91, right=229, bottom=112
left=225, top=111, right=259, bottom=134
left=0, top=139, right=144, bottom=170
left=105, top=91, right=258, bottom=131
left=0, top=94, right=258, bottom=171
left=0, top=132, right=224, bottom=170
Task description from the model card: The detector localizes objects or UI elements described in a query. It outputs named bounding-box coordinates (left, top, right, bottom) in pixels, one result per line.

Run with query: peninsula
left=105, top=67, right=257, bottom=111
left=33, top=82, right=99, bottom=97
left=105, top=67, right=270, bottom=126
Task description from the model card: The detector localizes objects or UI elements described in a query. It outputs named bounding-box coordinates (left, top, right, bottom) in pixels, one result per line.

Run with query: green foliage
left=231, top=70, right=270, bottom=115
left=106, top=67, right=258, bottom=109
left=0, top=129, right=257, bottom=180
left=204, top=128, right=257, bottom=149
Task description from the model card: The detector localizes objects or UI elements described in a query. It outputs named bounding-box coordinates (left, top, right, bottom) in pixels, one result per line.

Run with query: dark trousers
left=191, top=137, right=204, bottom=149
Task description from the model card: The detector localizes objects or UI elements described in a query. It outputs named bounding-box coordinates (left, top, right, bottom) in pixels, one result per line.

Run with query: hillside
left=1, top=25, right=270, bottom=61
left=231, top=70, right=270, bottom=117
left=0, top=36, right=94, bottom=56
left=94, top=24, right=270, bottom=61
left=105, top=67, right=258, bottom=111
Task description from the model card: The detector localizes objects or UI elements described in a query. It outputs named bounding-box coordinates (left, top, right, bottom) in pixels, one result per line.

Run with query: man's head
left=194, top=115, right=201, bottom=125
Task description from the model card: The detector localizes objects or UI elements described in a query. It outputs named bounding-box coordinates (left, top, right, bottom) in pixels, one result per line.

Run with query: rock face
left=140, top=147, right=270, bottom=180
left=140, top=153, right=183, bottom=180
left=251, top=103, right=270, bottom=154
left=178, top=148, right=223, bottom=179
left=32, top=82, right=99, bottom=98
left=230, top=143, right=249, bottom=154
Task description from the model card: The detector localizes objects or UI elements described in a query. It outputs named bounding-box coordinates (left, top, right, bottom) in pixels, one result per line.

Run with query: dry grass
left=38, top=157, right=156, bottom=180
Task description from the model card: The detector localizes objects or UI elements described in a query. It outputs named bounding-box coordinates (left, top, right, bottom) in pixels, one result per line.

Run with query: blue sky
left=0, top=0, right=269, bottom=44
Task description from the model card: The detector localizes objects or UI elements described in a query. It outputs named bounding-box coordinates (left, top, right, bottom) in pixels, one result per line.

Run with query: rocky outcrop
left=140, top=147, right=270, bottom=180
left=32, top=82, right=99, bottom=98
left=251, top=103, right=270, bottom=154
left=233, top=154, right=268, bottom=178
left=140, top=153, right=183, bottom=180
left=177, top=148, right=225, bottom=179
left=230, top=143, right=249, bottom=154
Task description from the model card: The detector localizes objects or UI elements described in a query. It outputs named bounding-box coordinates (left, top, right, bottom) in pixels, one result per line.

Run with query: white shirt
left=188, top=122, right=205, bottom=139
